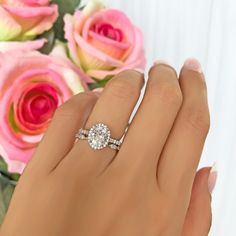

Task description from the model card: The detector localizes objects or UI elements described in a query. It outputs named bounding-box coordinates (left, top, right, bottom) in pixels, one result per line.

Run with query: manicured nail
left=208, top=163, right=217, bottom=194
left=154, top=60, right=169, bottom=66
left=183, top=58, right=202, bottom=73
left=134, top=68, right=145, bottom=74
left=93, top=88, right=103, bottom=96
left=93, top=88, right=103, bottom=93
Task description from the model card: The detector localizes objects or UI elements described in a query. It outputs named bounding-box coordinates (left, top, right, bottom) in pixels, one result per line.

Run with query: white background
left=82, top=0, right=236, bottom=235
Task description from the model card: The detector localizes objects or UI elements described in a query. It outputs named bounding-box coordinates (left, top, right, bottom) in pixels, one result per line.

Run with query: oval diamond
left=88, top=123, right=111, bottom=150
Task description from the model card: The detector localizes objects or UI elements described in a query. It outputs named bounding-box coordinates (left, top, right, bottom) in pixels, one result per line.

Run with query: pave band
left=75, top=123, right=122, bottom=151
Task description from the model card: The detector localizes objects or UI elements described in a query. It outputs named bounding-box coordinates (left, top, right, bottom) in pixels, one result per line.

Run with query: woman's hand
left=0, top=59, right=214, bottom=236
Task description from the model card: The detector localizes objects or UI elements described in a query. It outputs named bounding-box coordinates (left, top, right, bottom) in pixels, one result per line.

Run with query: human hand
left=0, top=59, right=215, bottom=236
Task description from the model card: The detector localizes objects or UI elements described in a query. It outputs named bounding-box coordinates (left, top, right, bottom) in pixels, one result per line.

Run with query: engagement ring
left=75, top=123, right=122, bottom=151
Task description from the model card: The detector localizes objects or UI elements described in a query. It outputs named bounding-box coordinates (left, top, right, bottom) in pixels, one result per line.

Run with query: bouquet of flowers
left=0, top=0, right=146, bottom=223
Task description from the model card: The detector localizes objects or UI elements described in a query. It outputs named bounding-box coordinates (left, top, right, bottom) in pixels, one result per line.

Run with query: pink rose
left=0, top=43, right=91, bottom=174
left=64, top=0, right=146, bottom=80
left=0, top=0, right=58, bottom=41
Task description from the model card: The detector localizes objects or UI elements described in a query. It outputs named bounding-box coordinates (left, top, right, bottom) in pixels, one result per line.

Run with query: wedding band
left=75, top=123, right=122, bottom=151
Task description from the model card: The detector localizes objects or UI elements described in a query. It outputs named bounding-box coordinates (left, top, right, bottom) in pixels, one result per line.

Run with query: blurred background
left=81, top=0, right=236, bottom=235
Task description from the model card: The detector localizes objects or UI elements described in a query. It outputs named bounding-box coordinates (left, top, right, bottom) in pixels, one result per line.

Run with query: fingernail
left=93, top=88, right=103, bottom=96
left=183, top=58, right=202, bottom=73
left=208, top=163, right=217, bottom=194
left=154, top=60, right=170, bottom=66
left=93, top=88, right=103, bottom=93
left=134, top=68, right=145, bottom=74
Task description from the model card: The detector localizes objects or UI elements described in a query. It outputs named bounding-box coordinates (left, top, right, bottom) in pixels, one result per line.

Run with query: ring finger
left=64, top=70, right=144, bottom=175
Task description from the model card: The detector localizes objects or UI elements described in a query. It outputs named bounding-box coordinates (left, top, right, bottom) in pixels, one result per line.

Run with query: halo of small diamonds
left=76, top=123, right=122, bottom=151
left=88, top=123, right=111, bottom=150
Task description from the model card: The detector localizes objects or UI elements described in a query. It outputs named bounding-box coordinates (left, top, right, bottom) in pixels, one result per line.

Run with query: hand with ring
left=0, top=59, right=214, bottom=236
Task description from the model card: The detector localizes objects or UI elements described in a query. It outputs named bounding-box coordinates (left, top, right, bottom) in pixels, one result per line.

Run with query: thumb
left=182, top=166, right=217, bottom=236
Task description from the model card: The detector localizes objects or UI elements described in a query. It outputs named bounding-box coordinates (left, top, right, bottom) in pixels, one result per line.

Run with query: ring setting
left=76, top=123, right=122, bottom=151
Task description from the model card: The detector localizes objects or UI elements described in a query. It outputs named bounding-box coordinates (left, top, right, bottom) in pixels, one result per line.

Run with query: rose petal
left=3, top=4, right=56, bottom=18
left=82, top=9, right=135, bottom=44
left=86, top=57, right=145, bottom=79
left=23, top=5, right=58, bottom=39
left=3, top=4, right=58, bottom=40
left=124, top=28, right=146, bottom=65
left=0, top=6, right=22, bottom=41
left=79, top=0, right=105, bottom=29
left=22, top=0, right=50, bottom=7
left=88, top=30, right=130, bottom=50
left=86, top=27, right=146, bottom=79
left=15, top=82, right=60, bottom=134
left=64, top=13, right=84, bottom=66
left=74, top=32, right=123, bottom=67
left=0, top=39, right=47, bottom=53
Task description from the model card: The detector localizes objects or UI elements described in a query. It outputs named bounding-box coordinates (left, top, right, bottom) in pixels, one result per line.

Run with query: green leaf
left=0, top=174, right=16, bottom=225
left=52, top=0, right=81, bottom=41
left=0, top=187, right=6, bottom=225
left=0, top=158, right=7, bottom=173
left=0, top=157, right=20, bottom=182
left=88, top=77, right=112, bottom=90
left=3, top=184, right=14, bottom=207
left=38, top=29, right=56, bottom=54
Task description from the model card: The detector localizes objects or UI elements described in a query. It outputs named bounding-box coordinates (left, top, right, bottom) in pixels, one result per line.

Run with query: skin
left=0, top=63, right=212, bottom=236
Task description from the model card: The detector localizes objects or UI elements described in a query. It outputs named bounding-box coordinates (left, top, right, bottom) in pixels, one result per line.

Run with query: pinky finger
left=182, top=167, right=217, bottom=236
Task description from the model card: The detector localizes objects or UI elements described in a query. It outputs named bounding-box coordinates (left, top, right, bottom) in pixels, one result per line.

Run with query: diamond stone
left=88, top=123, right=111, bottom=150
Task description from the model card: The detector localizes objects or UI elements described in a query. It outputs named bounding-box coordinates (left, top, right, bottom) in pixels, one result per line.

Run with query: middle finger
left=113, top=63, right=183, bottom=175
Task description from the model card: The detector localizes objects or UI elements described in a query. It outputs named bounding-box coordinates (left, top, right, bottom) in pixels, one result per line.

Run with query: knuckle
left=147, top=81, right=183, bottom=107
left=182, top=105, right=210, bottom=135
left=107, top=76, right=141, bottom=99
left=55, top=92, right=97, bottom=117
